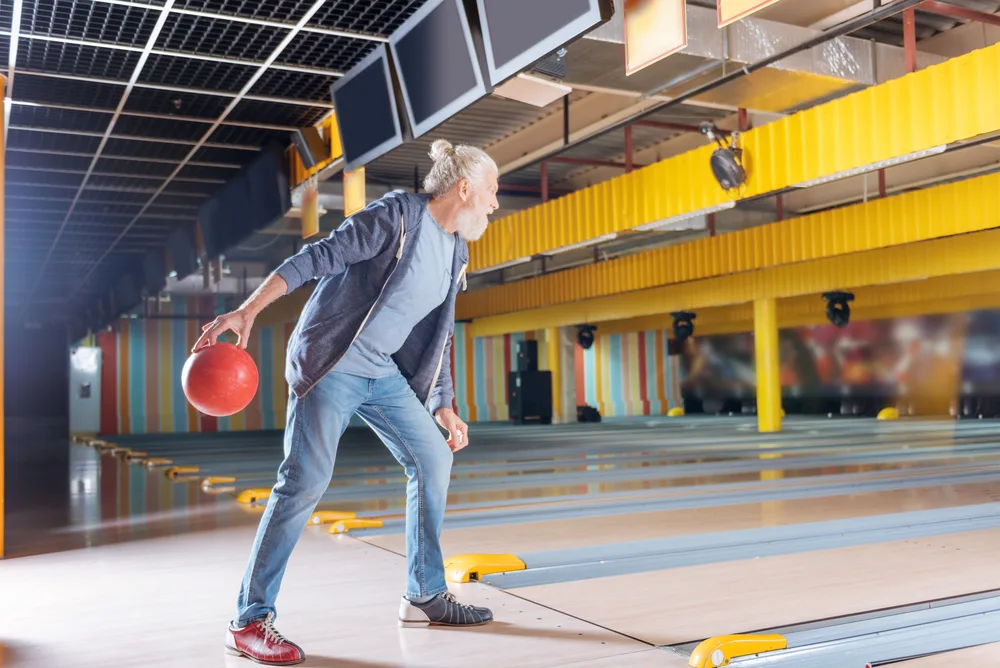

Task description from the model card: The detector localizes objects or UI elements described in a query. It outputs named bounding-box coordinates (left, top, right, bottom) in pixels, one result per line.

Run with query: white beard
left=455, top=206, right=489, bottom=242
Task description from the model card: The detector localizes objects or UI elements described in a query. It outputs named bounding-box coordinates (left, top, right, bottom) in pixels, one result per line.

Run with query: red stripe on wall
left=465, top=325, right=477, bottom=423
left=98, top=330, right=119, bottom=435
left=118, top=320, right=131, bottom=436
left=198, top=296, right=218, bottom=432
left=637, top=332, right=650, bottom=416
left=185, top=298, right=201, bottom=433
left=200, top=412, right=219, bottom=433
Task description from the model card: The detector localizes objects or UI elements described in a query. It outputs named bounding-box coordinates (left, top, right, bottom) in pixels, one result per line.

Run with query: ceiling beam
left=85, top=0, right=389, bottom=42
left=920, top=0, right=1000, bottom=27
left=7, top=124, right=260, bottom=151
left=9, top=99, right=297, bottom=131
left=4, top=147, right=241, bottom=169
left=8, top=32, right=345, bottom=78
left=9, top=69, right=332, bottom=108
left=7, top=165, right=225, bottom=184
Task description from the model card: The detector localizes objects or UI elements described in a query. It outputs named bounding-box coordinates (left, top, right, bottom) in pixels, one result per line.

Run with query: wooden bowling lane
left=506, top=528, right=1000, bottom=648
left=362, top=480, right=1000, bottom=557
left=0, top=525, right=663, bottom=668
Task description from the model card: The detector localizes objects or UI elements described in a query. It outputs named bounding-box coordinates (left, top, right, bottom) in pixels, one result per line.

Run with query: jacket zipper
left=425, top=261, right=468, bottom=409
left=301, top=215, right=406, bottom=396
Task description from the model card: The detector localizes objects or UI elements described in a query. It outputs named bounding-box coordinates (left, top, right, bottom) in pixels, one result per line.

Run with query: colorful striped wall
left=449, top=325, right=680, bottom=422
left=95, top=299, right=682, bottom=434
left=451, top=322, right=547, bottom=422
left=580, top=329, right=680, bottom=419
left=97, top=296, right=296, bottom=436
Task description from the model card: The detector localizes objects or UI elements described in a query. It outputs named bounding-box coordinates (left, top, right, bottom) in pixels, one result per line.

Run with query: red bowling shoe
left=225, top=612, right=305, bottom=666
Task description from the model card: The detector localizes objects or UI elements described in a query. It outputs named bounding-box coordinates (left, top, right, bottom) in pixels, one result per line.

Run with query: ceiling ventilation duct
left=574, top=1, right=945, bottom=114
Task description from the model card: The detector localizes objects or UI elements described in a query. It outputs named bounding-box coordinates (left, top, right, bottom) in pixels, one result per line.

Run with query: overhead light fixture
left=540, top=233, right=618, bottom=256
left=702, top=122, right=747, bottom=194
left=632, top=202, right=736, bottom=232
left=576, top=324, right=597, bottom=349
left=468, top=256, right=533, bottom=276
left=823, top=291, right=854, bottom=328
left=793, top=145, right=947, bottom=189
left=671, top=312, right=696, bottom=341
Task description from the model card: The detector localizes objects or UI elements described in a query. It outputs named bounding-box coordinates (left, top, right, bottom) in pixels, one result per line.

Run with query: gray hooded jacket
left=274, top=190, right=468, bottom=415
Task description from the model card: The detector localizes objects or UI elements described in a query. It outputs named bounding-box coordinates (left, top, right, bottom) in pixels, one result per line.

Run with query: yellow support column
left=754, top=298, right=782, bottom=433
left=545, top=327, right=562, bottom=424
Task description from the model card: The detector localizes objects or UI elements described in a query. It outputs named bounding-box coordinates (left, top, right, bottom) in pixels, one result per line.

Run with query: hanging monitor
left=476, top=0, right=614, bottom=86
left=330, top=43, right=408, bottom=171
left=389, top=0, right=491, bottom=138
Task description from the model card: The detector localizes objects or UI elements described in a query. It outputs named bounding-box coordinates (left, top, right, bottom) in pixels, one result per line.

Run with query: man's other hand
left=434, top=408, right=470, bottom=452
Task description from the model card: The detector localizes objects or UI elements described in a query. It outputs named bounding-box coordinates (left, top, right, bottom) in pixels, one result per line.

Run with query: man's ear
left=459, top=178, right=470, bottom=201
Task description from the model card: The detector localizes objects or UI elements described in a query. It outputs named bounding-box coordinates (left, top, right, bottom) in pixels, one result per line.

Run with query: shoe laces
left=256, top=612, right=287, bottom=645
left=441, top=592, right=476, bottom=611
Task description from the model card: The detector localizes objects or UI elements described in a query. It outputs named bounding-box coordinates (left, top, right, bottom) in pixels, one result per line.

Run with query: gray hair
left=422, top=139, right=497, bottom=198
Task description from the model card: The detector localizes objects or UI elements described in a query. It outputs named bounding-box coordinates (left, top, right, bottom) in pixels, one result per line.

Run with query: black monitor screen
left=331, top=44, right=404, bottom=170
left=391, top=0, right=487, bottom=137
left=477, top=0, right=611, bottom=85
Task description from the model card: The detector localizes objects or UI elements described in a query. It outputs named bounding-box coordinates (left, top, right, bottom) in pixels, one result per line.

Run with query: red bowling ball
left=181, top=342, right=259, bottom=417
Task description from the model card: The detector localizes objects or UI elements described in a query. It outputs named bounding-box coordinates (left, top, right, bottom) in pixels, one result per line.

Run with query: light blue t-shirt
left=335, top=209, right=456, bottom=378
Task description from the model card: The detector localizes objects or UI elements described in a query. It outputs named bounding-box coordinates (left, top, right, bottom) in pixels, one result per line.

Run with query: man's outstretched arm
left=192, top=272, right=288, bottom=351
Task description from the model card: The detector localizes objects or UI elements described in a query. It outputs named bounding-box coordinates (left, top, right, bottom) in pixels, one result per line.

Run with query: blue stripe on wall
left=129, top=464, right=145, bottom=516
left=172, top=299, right=190, bottom=433
left=129, top=320, right=145, bottom=434
left=583, top=345, right=596, bottom=407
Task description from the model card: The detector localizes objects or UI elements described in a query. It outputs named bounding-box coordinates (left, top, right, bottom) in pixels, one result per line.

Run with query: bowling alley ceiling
left=1, top=0, right=998, bottom=328
left=0, top=0, right=429, bottom=322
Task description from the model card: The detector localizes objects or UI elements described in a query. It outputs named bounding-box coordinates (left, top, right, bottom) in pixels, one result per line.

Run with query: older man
left=195, top=140, right=500, bottom=666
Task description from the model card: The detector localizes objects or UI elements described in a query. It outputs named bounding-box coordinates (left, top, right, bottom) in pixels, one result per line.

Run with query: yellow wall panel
left=467, top=225, right=1000, bottom=337
left=461, top=168, right=1000, bottom=322
left=607, top=271, right=1000, bottom=338
left=470, top=41, right=1000, bottom=273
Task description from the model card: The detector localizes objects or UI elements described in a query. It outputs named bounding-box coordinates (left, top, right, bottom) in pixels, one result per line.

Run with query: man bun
left=422, top=139, right=497, bottom=198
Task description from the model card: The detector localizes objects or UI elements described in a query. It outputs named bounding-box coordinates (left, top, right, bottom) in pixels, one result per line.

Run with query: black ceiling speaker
left=576, top=324, right=597, bottom=350
left=671, top=311, right=696, bottom=341
left=530, top=48, right=567, bottom=80
left=700, top=122, right=747, bottom=194
left=823, top=291, right=854, bottom=328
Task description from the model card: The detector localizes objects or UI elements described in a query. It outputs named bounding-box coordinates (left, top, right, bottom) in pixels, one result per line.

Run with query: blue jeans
left=235, top=370, right=454, bottom=625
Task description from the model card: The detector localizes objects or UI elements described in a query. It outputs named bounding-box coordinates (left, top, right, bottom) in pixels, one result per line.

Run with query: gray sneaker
left=398, top=592, right=494, bottom=628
